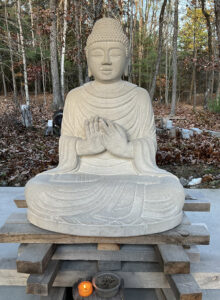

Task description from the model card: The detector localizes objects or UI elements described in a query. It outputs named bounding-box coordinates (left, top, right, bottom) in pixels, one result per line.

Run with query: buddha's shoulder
left=65, top=86, right=85, bottom=101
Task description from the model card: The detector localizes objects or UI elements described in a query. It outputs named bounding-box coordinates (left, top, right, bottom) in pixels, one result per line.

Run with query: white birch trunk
left=17, top=0, right=30, bottom=107
left=28, top=0, right=38, bottom=100
left=5, top=0, right=17, bottom=103
left=170, top=0, right=179, bottom=116
left=60, top=0, right=68, bottom=102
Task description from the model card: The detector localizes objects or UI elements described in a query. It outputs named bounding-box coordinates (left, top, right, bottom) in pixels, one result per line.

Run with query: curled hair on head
left=85, top=17, right=129, bottom=57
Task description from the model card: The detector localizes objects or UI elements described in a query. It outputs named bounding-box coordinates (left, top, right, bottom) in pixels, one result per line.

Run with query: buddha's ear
left=124, top=59, right=129, bottom=77
left=88, top=67, right=92, bottom=77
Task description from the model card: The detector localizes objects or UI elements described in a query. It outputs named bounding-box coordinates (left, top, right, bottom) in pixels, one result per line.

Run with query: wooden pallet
left=0, top=195, right=211, bottom=300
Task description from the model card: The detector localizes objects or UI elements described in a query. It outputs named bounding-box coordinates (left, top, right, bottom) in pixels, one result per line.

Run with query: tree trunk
left=5, top=0, right=18, bottom=104
left=60, top=0, right=68, bottom=102
left=128, top=0, right=134, bottom=82
left=170, top=0, right=179, bottom=116
left=192, top=2, right=197, bottom=111
left=214, top=0, right=220, bottom=103
left=40, top=40, right=47, bottom=105
left=28, top=0, right=38, bottom=100
left=17, top=0, right=30, bottom=107
left=50, top=0, right=63, bottom=109
left=74, top=0, right=84, bottom=86
left=201, top=0, right=213, bottom=110
left=0, top=56, right=7, bottom=97
left=150, top=0, right=167, bottom=100
left=137, top=0, right=143, bottom=87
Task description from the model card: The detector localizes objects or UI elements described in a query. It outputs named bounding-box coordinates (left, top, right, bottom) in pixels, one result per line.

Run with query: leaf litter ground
left=0, top=95, right=219, bottom=188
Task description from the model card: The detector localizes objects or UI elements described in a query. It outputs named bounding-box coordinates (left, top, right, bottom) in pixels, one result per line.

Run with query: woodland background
left=0, top=0, right=219, bottom=187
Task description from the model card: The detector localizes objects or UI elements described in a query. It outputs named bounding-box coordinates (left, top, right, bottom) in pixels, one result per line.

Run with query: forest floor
left=0, top=94, right=219, bottom=188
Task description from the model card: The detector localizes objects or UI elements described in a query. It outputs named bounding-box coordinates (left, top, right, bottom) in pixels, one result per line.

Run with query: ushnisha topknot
left=85, top=18, right=129, bottom=57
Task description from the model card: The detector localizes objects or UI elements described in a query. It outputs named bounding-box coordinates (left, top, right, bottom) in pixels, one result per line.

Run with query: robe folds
left=26, top=81, right=185, bottom=236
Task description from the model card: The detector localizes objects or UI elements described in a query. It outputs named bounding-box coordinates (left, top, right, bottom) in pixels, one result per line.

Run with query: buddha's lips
left=100, top=68, right=112, bottom=71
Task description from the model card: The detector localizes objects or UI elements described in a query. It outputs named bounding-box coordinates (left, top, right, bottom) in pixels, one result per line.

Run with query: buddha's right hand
left=76, top=117, right=105, bottom=156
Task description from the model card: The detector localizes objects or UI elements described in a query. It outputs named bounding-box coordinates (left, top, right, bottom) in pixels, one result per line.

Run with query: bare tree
left=4, top=0, right=17, bottom=103
left=50, top=0, right=63, bottom=109
left=214, top=0, right=220, bottom=103
left=73, top=0, right=84, bottom=86
left=150, top=0, right=167, bottom=100
left=0, top=55, right=7, bottom=97
left=60, top=0, right=68, bottom=102
left=170, top=0, right=179, bottom=116
left=17, top=0, right=30, bottom=107
left=200, top=0, right=213, bottom=109
left=165, top=0, right=172, bottom=106
left=28, top=0, right=38, bottom=99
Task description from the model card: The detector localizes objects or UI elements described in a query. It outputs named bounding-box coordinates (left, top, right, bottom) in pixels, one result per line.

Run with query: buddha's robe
left=26, top=81, right=185, bottom=236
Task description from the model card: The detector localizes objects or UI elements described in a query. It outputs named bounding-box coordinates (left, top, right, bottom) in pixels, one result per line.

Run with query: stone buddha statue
left=25, top=18, right=184, bottom=237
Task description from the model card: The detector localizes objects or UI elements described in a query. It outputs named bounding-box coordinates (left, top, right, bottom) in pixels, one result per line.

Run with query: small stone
left=188, top=178, right=202, bottom=186
left=191, top=128, right=203, bottom=134
left=180, top=177, right=188, bottom=187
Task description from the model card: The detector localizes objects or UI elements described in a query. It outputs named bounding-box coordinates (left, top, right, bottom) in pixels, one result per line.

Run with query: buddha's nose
left=102, top=51, right=112, bottom=65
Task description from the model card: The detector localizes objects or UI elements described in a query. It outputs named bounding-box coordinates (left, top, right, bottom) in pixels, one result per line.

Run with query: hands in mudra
left=76, top=116, right=133, bottom=158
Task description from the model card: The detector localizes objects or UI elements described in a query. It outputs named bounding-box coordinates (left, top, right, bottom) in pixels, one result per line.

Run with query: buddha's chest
left=73, top=96, right=140, bottom=139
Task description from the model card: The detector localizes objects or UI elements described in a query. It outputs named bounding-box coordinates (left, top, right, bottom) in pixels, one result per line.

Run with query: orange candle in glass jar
left=78, top=281, right=93, bottom=297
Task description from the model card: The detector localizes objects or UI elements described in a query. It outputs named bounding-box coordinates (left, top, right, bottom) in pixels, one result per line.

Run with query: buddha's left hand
left=99, top=118, right=133, bottom=158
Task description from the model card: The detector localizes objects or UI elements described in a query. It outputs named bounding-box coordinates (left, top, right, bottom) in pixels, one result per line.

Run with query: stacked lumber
left=0, top=194, right=211, bottom=300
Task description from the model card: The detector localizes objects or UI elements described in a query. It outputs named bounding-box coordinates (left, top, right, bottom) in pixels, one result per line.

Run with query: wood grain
left=52, top=244, right=157, bottom=262
left=167, top=274, right=202, bottom=300
left=17, top=243, right=56, bottom=274
left=156, top=245, right=190, bottom=274
left=26, top=260, right=60, bottom=296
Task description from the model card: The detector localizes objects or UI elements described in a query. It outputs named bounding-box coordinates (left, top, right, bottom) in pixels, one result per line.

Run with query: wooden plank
left=185, top=246, right=200, bottom=263
left=0, top=258, right=28, bottom=286
left=13, top=198, right=211, bottom=212
left=155, top=288, right=167, bottom=300
left=167, top=274, right=202, bottom=300
left=52, top=244, right=157, bottom=262
left=26, top=260, right=60, bottom=296
left=97, top=243, right=120, bottom=251
left=97, top=260, right=121, bottom=271
left=184, top=200, right=210, bottom=212
left=14, top=199, right=27, bottom=208
left=17, top=243, right=56, bottom=274
left=161, top=288, right=176, bottom=300
left=156, top=245, right=190, bottom=274
left=41, top=287, right=66, bottom=300
left=0, top=213, right=210, bottom=245
left=1, top=259, right=220, bottom=290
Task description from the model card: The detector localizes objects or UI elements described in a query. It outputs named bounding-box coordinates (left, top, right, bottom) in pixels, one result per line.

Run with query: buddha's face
left=87, top=41, right=128, bottom=83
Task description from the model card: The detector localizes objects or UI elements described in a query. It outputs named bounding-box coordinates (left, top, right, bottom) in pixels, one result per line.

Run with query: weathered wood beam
left=17, top=243, right=56, bottom=274
left=52, top=244, right=157, bottom=262
left=0, top=259, right=220, bottom=290
left=26, top=260, right=60, bottom=296
left=40, top=287, right=66, bottom=300
left=156, top=245, right=190, bottom=274
left=167, top=274, right=202, bottom=300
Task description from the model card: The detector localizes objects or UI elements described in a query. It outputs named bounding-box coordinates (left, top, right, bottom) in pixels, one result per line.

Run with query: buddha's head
left=85, top=18, right=129, bottom=83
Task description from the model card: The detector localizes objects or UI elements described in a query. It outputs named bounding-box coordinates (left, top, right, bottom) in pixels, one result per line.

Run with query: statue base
left=27, top=210, right=183, bottom=237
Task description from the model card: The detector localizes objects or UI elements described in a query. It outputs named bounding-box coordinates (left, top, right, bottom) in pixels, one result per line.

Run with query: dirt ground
left=0, top=94, right=219, bottom=188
